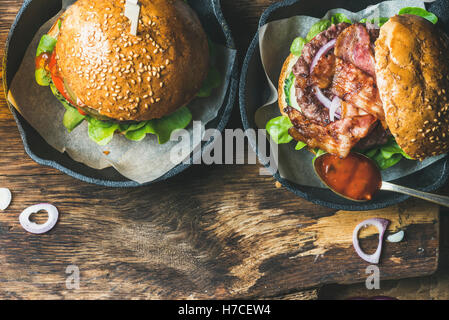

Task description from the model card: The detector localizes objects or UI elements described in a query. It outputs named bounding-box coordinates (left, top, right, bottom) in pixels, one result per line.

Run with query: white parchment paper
left=9, top=2, right=236, bottom=184
left=254, top=0, right=445, bottom=188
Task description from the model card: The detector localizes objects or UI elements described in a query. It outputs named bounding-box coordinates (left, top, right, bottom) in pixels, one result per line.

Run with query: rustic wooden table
left=0, top=0, right=443, bottom=300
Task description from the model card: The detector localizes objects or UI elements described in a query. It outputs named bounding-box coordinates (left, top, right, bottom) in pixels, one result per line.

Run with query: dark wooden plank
left=0, top=0, right=441, bottom=299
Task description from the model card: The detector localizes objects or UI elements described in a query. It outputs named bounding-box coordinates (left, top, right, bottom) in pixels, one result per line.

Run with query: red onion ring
left=329, top=96, right=342, bottom=121
left=0, top=188, right=12, bottom=210
left=387, top=230, right=405, bottom=243
left=313, top=86, right=333, bottom=109
left=310, top=39, right=341, bottom=120
left=19, top=203, right=59, bottom=234
left=310, top=39, right=336, bottom=73
left=314, top=86, right=341, bottom=120
left=353, top=218, right=390, bottom=264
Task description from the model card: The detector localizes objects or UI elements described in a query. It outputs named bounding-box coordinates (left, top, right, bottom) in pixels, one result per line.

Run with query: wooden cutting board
left=0, top=0, right=441, bottom=299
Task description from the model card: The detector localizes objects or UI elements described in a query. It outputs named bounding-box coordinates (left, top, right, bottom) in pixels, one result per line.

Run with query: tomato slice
left=48, top=51, right=82, bottom=113
left=76, top=107, right=87, bottom=116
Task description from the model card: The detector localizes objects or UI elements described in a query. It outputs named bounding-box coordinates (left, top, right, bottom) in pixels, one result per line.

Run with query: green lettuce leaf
left=399, top=7, right=438, bottom=24
left=124, top=125, right=151, bottom=142
left=284, top=72, right=295, bottom=106
left=313, top=149, right=327, bottom=163
left=63, top=107, right=87, bottom=132
left=36, top=34, right=57, bottom=57
left=295, top=141, right=307, bottom=151
left=290, top=37, right=307, bottom=56
left=50, top=83, right=85, bottom=132
left=362, top=137, right=413, bottom=170
left=371, top=152, right=403, bottom=170
left=118, top=122, right=148, bottom=134
left=87, top=118, right=120, bottom=146
left=359, top=17, right=389, bottom=26
left=306, top=19, right=332, bottom=42
left=35, top=68, right=52, bottom=86
left=331, top=13, right=352, bottom=24
left=266, top=116, right=293, bottom=144
left=123, top=106, right=192, bottom=143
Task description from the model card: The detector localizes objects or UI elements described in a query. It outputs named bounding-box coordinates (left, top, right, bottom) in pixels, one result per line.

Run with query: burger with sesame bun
left=267, top=7, right=449, bottom=171
left=35, top=0, right=221, bottom=145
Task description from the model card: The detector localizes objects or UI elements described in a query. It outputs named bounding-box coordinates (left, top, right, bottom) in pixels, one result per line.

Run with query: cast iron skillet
left=239, top=0, right=449, bottom=211
left=3, top=0, right=238, bottom=187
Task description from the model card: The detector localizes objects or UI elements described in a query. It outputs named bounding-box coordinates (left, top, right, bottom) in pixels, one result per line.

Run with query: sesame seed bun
left=375, top=14, right=449, bottom=160
left=54, top=0, right=209, bottom=121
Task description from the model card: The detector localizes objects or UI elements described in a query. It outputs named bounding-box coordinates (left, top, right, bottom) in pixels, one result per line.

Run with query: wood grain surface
left=0, top=0, right=443, bottom=300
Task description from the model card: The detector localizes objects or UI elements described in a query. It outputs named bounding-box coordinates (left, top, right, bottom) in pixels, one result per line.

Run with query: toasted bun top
left=55, top=0, right=209, bottom=121
left=375, top=14, right=449, bottom=160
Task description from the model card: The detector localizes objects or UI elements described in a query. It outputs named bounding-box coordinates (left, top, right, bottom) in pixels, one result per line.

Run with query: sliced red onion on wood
left=329, top=96, right=342, bottom=121
left=310, top=39, right=336, bottom=73
left=19, top=203, right=59, bottom=234
left=353, top=218, right=390, bottom=264
left=387, top=230, right=405, bottom=243
left=0, top=188, right=12, bottom=210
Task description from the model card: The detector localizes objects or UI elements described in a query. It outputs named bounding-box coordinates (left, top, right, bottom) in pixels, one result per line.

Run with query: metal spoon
left=314, top=152, right=449, bottom=207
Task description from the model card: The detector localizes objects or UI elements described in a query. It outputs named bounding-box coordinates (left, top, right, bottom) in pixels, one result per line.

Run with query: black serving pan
left=3, top=0, right=238, bottom=187
left=239, top=0, right=449, bottom=211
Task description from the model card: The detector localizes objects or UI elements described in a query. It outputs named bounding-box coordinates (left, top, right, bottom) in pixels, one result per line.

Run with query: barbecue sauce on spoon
left=314, top=153, right=382, bottom=201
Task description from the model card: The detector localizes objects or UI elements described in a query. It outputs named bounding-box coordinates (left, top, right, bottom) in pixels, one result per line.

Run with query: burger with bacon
left=270, top=8, right=449, bottom=170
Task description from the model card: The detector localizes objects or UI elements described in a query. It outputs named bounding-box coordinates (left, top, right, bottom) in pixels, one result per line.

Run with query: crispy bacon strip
left=331, top=58, right=385, bottom=123
left=286, top=107, right=377, bottom=158
left=341, top=100, right=368, bottom=118
left=311, top=53, right=336, bottom=89
left=356, top=123, right=391, bottom=151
